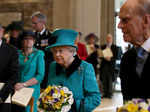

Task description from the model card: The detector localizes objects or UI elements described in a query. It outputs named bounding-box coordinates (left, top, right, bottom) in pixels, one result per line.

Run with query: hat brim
left=46, top=44, right=77, bottom=51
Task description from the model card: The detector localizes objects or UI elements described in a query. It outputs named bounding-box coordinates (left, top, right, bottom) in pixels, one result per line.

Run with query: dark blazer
left=0, top=41, right=19, bottom=112
left=34, top=28, right=52, bottom=50
left=100, top=44, right=119, bottom=80
left=86, top=44, right=99, bottom=75
left=34, top=29, right=53, bottom=89
left=120, top=47, right=150, bottom=101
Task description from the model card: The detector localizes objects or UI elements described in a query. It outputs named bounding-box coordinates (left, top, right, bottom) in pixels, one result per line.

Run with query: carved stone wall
left=0, top=0, right=53, bottom=29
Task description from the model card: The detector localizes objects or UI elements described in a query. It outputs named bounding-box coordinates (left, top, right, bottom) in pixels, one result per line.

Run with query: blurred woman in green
left=14, top=30, right=45, bottom=112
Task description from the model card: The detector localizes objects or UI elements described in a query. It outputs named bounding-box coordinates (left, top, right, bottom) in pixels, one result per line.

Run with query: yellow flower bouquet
left=117, top=99, right=150, bottom=112
left=38, top=85, right=74, bottom=112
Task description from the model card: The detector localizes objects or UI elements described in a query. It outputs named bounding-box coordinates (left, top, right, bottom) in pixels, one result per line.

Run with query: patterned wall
left=0, top=0, right=53, bottom=29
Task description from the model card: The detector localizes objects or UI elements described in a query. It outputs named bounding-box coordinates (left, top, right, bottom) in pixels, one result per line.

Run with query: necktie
left=136, top=47, right=148, bottom=76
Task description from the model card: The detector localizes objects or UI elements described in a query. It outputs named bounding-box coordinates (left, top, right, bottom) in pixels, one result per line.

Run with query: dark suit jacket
left=34, top=28, right=52, bottom=50
left=0, top=41, right=19, bottom=112
left=120, top=47, right=150, bottom=101
left=34, top=29, right=53, bottom=89
left=100, top=44, right=119, bottom=81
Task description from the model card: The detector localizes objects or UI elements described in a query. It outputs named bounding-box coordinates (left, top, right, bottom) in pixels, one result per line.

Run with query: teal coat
left=47, top=56, right=101, bottom=112
left=18, top=48, right=45, bottom=112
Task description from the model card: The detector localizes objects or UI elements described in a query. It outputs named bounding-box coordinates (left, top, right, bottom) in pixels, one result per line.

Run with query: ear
left=143, top=14, right=150, bottom=28
left=143, top=14, right=150, bottom=38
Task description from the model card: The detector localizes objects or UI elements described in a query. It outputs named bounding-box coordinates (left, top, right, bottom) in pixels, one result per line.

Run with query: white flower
left=68, top=98, right=74, bottom=104
left=52, top=93, right=61, bottom=98
left=67, top=91, right=73, bottom=95
left=139, top=102, right=149, bottom=110
left=62, top=87, right=69, bottom=93
left=61, top=105, right=71, bottom=112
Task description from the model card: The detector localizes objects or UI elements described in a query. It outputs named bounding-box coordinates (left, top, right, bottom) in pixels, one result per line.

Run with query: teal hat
left=47, top=29, right=78, bottom=49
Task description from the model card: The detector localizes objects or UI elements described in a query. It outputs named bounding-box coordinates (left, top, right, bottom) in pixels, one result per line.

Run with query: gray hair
left=67, top=46, right=77, bottom=53
left=31, top=11, right=47, bottom=23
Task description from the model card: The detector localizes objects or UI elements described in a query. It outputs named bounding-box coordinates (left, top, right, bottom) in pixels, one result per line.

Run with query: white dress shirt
left=141, top=37, right=150, bottom=53
left=0, top=39, right=2, bottom=47
left=39, top=28, right=46, bottom=35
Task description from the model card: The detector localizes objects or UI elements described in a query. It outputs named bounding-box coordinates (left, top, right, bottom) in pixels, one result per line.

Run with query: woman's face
left=22, top=36, right=35, bottom=48
left=51, top=46, right=74, bottom=67
left=87, top=37, right=95, bottom=44
left=11, top=30, right=20, bottom=38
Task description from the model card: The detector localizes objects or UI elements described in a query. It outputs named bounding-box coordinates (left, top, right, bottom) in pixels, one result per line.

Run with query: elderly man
left=100, top=34, right=119, bottom=98
left=118, top=0, right=150, bottom=102
left=0, top=25, right=19, bottom=111
left=31, top=12, right=53, bottom=89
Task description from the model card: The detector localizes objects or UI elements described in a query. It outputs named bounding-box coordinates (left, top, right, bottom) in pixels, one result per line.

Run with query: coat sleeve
left=0, top=47, right=19, bottom=102
left=35, top=51, right=45, bottom=83
left=82, top=63, right=101, bottom=112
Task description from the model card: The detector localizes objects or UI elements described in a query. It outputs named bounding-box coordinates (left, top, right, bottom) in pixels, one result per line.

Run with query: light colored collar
left=141, top=38, right=150, bottom=53
left=39, top=28, right=46, bottom=35
left=0, top=39, right=2, bottom=47
left=107, top=43, right=112, bottom=48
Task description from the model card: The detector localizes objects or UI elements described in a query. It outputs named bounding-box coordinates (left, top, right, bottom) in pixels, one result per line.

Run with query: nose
left=31, top=23, right=35, bottom=27
left=55, top=51, right=60, bottom=56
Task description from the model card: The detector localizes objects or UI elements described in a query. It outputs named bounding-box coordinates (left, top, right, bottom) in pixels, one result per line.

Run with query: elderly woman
left=14, top=30, right=45, bottom=112
left=85, top=33, right=99, bottom=76
left=46, top=29, right=101, bottom=112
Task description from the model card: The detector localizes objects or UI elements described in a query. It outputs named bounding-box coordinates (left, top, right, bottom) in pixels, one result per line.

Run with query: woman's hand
left=14, top=83, right=25, bottom=91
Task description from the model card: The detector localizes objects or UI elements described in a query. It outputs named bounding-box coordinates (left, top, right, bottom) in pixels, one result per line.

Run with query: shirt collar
left=39, top=28, right=46, bottom=35
left=0, top=39, right=2, bottom=47
left=141, top=38, right=150, bottom=53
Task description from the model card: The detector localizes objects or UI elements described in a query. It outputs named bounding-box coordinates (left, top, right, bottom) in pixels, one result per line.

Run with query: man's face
left=0, top=28, right=4, bottom=40
left=118, top=0, right=144, bottom=46
left=31, top=16, right=44, bottom=32
left=106, top=36, right=113, bottom=44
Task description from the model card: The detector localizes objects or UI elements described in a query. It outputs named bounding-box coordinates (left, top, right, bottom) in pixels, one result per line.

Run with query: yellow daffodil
left=126, top=103, right=138, bottom=112
left=60, top=90, right=65, bottom=96
left=44, top=86, right=51, bottom=94
left=140, top=109, right=149, bottom=112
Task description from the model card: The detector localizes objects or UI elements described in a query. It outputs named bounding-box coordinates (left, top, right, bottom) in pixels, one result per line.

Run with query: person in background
left=0, top=24, right=19, bottom=112
left=14, top=30, right=45, bottom=112
left=31, top=11, right=53, bottom=89
left=118, top=0, right=150, bottom=102
left=85, top=33, right=99, bottom=75
left=46, top=29, right=101, bottom=112
left=75, top=32, right=88, bottom=60
left=125, top=44, right=132, bottom=52
left=6, top=21, right=24, bottom=49
left=99, top=34, right=119, bottom=98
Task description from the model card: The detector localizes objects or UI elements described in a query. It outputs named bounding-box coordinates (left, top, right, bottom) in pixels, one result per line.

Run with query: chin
left=56, top=60, right=63, bottom=65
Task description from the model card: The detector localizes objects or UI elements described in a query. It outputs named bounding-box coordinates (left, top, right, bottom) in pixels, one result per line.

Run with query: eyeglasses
left=51, top=48, right=65, bottom=54
left=51, top=47, right=70, bottom=55
left=32, top=22, right=39, bottom=25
